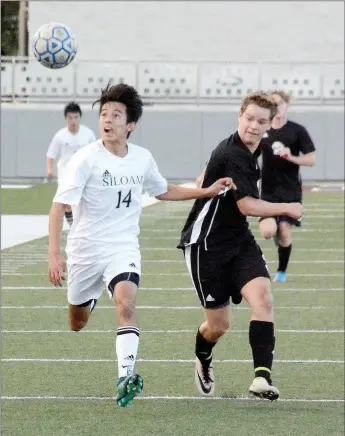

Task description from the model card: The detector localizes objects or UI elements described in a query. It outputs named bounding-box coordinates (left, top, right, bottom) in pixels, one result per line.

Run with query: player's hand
left=279, top=147, right=292, bottom=160
left=48, top=253, right=66, bottom=287
left=47, top=170, right=55, bottom=181
left=286, top=202, right=303, bottom=220
left=204, top=177, right=237, bottom=197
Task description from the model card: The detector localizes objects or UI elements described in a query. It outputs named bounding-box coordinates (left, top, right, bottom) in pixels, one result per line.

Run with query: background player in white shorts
left=48, top=83, right=235, bottom=407
left=46, top=101, right=96, bottom=226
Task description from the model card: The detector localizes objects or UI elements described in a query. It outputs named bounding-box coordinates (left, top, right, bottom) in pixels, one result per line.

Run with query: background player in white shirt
left=48, top=83, right=235, bottom=408
left=46, top=101, right=96, bottom=226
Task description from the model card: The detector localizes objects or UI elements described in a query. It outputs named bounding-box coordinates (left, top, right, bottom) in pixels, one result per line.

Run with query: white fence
left=1, top=57, right=344, bottom=104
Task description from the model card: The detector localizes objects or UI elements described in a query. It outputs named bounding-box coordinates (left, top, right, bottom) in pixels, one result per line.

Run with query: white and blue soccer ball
left=32, top=23, right=77, bottom=69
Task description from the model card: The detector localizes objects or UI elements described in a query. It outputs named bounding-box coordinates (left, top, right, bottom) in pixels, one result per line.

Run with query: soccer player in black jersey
left=259, top=91, right=316, bottom=283
left=178, top=92, right=302, bottom=400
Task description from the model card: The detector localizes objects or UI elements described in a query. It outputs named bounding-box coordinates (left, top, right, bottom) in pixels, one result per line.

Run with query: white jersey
left=46, top=125, right=96, bottom=179
left=53, top=140, right=168, bottom=264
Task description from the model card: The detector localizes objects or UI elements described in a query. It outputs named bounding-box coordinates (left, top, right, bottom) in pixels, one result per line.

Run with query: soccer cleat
left=249, top=376, right=279, bottom=401
left=195, top=357, right=215, bottom=396
left=116, top=374, right=143, bottom=407
left=273, top=271, right=287, bottom=283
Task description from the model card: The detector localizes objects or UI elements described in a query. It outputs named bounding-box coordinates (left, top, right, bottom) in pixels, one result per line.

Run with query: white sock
left=116, top=326, right=140, bottom=378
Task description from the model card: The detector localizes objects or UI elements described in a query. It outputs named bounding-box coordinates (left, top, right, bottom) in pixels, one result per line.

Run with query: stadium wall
left=28, top=1, right=344, bottom=63
left=1, top=106, right=344, bottom=180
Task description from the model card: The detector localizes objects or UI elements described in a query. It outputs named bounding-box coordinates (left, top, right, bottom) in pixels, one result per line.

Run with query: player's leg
left=64, top=204, right=73, bottom=227
left=236, top=242, right=279, bottom=400
left=104, top=251, right=142, bottom=407
left=67, top=262, right=103, bottom=331
left=184, top=245, right=231, bottom=396
left=195, top=306, right=230, bottom=396
left=259, top=217, right=278, bottom=241
left=274, top=220, right=293, bottom=283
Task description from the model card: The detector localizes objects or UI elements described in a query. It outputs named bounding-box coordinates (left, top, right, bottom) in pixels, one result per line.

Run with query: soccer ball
left=32, top=23, right=77, bottom=69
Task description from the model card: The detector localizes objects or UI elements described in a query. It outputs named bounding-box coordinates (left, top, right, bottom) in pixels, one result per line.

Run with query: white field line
left=1, top=305, right=343, bottom=310
left=2, top=286, right=344, bottom=292
left=2, top=329, right=343, bottom=334
left=1, top=259, right=344, bottom=264
left=144, top=215, right=344, bottom=220
left=2, top=248, right=344, bottom=253
left=2, top=274, right=344, bottom=279
left=2, top=358, right=343, bottom=364
left=1, top=395, right=343, bottom=403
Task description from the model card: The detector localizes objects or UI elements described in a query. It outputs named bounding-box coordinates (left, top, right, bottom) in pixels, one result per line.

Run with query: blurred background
left=1, top=0, right=344, bottom=182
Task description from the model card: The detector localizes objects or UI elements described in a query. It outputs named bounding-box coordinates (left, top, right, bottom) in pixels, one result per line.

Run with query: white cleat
left=249, top=377, right=280, bottom=401
left=195, top=357, right=215, bottom=396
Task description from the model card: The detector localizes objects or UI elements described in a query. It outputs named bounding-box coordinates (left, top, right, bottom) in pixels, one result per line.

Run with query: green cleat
left=116, top=374, right=143, bottom=407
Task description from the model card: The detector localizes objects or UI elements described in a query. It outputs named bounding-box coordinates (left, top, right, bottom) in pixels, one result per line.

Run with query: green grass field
left=1, top=185, right=344, bottom=436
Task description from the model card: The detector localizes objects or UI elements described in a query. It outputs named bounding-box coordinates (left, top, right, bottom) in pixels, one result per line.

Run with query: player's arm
left=48, top=152, right=91, bottom=286
left=196, top=168, right=206, bottom=188
left=156, top=179, right=236, bottom=201
left=279, top=149, right=315, bottom=167
left=227, top=159, right=302, bottom=220
left=279, top=125, right=316, bottom=167
left=46, top=133, right=61, bottom=179
left=237, top=197, right=302, bottom=219
left=48, top=201, right=68, bottom=286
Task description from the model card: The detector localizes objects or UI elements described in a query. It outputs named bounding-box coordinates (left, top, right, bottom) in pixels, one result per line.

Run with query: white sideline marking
left=1, top=259, right=344, bottom=264
left=1, top=192, right=159, bottom=250
left=1, top=185, right=32, bottom=189
left=2, top=329, right=343, bottom=334
left=1, top=395, right=343, bottom=403
left=1, top=285, right=344, bottom=292
left=2, top=358, right=343, bottom=364
left=1, top=305, right=343, bottom=310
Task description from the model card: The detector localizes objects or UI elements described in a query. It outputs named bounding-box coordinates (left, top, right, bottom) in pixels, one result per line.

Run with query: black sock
left=278, top=244, right=292, bottom=272
left=249, top=321, right=275, bottom=382
left=195, top=329, right=217, bottom=363
left=65, top=211, right=73, bottom=226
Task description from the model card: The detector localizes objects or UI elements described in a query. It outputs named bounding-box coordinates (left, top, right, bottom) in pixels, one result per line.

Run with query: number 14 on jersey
left=116, top=190, right=132, bottom=208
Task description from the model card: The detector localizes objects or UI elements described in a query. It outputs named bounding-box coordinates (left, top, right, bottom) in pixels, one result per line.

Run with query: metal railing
left=1, top=57, right=344, bottom=104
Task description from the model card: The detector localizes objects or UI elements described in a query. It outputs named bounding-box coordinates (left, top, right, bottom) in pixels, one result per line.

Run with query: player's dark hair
left=64, top=101, right=82, bottom=117
left=240, top=92, right=278, bottom=121
left=271, top=90, right=291, bottom=104
left=93, top=82, right=143, bottom=124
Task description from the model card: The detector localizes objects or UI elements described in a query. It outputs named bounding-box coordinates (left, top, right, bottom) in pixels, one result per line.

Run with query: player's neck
left=243, top=142, right=260, bottom=154
left=103, top=140, right=128, bottom=157
left=271, top=116, right=288, bottom=130
left=68, top=126, right=80, bottom=135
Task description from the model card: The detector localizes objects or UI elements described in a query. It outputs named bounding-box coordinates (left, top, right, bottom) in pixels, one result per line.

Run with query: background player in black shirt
left=259, top=91, right=316, bottom=283
left=178, top=93, right=302, bottom=401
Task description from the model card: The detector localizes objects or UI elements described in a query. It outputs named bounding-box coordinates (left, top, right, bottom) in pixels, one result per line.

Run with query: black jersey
left=260, top=120, right=315, bottom=203
left=178, top=132, right=261, bottom=252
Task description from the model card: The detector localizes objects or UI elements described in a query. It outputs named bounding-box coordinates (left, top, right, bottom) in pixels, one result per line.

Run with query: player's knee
left=116, top=297, right=136, bottom=322
left=69, top=319, right=87, bottom=332
left=210, top=319, right=230, bottom=338
left=251, top=289, right=274, bottom=316
left=261, top=229, right=276, bottom=240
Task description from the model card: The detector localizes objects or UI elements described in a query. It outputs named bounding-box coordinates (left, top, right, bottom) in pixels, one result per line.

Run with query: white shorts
left=67, top=248, right=141, bottom=305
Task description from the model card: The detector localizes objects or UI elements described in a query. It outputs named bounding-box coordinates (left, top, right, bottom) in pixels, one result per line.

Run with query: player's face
left=271, top=94, right=288, bottom=121
left=66, top=112, right=81, bottom=132
left=238, top=104, right=272, bottom=145
left=99, top=102, right=135, bottom=143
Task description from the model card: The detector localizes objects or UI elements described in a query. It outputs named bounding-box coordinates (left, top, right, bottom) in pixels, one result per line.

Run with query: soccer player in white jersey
left=48, top=83, right=235, bottom=407
left=46, top=102, right=96, bottom=226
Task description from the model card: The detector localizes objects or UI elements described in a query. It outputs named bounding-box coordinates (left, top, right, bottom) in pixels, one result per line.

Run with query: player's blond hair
left=270, top=90, right=291, bottom=104
left=240, top=92, right=278, bottom=121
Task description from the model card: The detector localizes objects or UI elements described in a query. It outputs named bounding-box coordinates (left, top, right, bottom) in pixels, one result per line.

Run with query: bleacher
left=1, top=57, right=344, bottom=104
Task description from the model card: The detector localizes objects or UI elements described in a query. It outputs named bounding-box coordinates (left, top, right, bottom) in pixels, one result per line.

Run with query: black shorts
left=259, top=216, right=302, bottom=227
left=183, top=240, right=270, bottom=310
